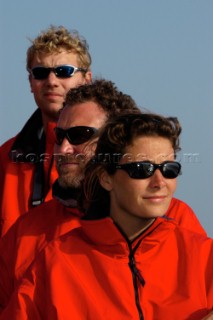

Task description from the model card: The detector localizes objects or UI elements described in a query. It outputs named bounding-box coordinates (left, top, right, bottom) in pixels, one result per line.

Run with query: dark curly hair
left=63, top=78, right=141, bottom=121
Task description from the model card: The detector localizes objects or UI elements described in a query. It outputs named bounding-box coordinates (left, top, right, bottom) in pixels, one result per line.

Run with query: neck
left=127, top=219, right=155, bottom=241
left=41, top=112, right=58, bottom=133
left=110, top=209, right=155, bottom=241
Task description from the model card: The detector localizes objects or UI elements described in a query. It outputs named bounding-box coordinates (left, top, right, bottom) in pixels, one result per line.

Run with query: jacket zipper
left=114, top=220, right=162, bottom=319
left=115, top=223, right=145, bottom=319
left=128, top=249, right=145, bottom=320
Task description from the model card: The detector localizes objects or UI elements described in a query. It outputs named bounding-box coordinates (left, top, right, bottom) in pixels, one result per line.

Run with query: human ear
left=98, top=170, right=113, bottom=191
left=84, top=71, right=92, bottom=83
left=29, top=75, right=34, bottom=93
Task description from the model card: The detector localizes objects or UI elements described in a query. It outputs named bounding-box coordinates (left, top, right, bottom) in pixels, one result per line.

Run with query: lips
left=144, top=195, right=166, bottom=199
left=44, top=92, right=63, bottom=100
left=143, top=195, right=167, bottom=202
left=44, top=91, right=62, bottom=96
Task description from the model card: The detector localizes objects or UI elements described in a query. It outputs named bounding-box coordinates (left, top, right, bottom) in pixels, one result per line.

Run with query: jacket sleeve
left=0, top=251, right=46, bottom=320
left=0, top=221, right=18, bottom=313
left=166, top=198, right=207, bottom=236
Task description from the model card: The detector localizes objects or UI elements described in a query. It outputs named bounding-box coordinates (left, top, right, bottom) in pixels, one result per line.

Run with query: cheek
left=74, top=146, right=93, bottom=165
left=77, top=144, right=89, bottom=155
left=54, top=143, right=60, bottom=154
left=113, top=174, right=146, bottom=195
left=111, top=180, right=147, bottom=211
left=30, top=80, right=41, bottom=94
left=65, top=76, right=85, bottom=90
left=83, top=146, right=96, bottom=160
left=168, top=179, right=177, bottom=193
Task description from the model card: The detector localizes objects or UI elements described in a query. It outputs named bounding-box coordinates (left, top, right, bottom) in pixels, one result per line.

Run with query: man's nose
left=54, top=137, right=75, bottom=155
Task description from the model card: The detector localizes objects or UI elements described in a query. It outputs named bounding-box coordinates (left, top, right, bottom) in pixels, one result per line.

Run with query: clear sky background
left=0, top=0, right=212, bottom=236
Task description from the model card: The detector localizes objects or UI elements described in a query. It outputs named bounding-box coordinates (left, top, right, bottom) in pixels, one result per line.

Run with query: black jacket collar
left=9, top=109, right=45, bottom=163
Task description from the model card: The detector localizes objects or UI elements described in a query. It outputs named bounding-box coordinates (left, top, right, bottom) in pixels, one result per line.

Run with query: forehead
left=123, top=136, right=174, bottom=163
left=31, top=51, right=79, bottom=68
left=57, top=101, right=107, bottom=129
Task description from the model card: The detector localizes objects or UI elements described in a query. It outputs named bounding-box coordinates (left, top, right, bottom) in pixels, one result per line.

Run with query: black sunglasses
left=30, top=65, right=87, bottom=80
left=54, top=126, right=98, bottom=146
left=112, top=161, right=181, bottom=179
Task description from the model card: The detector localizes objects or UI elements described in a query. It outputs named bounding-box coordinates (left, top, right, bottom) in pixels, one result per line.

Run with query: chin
left=143, top=207, right=169, bottom=219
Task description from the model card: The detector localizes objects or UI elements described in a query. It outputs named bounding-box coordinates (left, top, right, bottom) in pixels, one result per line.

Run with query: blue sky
left=0, top=0, right=213, bottom=236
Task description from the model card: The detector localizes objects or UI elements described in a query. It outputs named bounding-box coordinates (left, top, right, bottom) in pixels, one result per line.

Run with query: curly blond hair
left=26, top=25, right=91, bottom=70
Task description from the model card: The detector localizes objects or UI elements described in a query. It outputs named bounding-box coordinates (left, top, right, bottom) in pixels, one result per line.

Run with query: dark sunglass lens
left=163, top=162, right=180, bottom=178
left=32, top=67, right=50, bottom=80
left=67, top=127, right=96, bottom=145
left=55, top=66, right=74, bottom=78
left=129, top=162, right=153, bottom=179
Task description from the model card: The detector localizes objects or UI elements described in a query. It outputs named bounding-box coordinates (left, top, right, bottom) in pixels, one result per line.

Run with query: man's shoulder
left=0, top=136, right=17, bottom=152
left=19, top=198, right=61, bottom=222
left=16, top=198, right=79, bottom=230
left=0, top=136, right=17, bottom=164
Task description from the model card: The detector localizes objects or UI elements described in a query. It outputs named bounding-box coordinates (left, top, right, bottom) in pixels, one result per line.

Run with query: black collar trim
left=9, top=109, right=45, bottom=163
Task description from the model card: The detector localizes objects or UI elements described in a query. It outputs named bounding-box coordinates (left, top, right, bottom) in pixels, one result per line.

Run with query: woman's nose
left=149, top=169, right=166, bottom=188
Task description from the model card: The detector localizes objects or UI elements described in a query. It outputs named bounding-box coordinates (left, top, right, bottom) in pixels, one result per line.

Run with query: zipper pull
left=129, top=255, right=145, bottom=286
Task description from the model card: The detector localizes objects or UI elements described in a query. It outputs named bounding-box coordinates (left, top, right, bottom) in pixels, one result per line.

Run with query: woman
left=1, top=113, right=213, bottom=320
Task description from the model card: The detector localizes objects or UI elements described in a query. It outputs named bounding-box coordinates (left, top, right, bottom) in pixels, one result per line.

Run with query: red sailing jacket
left=1, top=216, right=212, bottom=320
left=0, top=197, right=206, bottom=314
left=0, top=109, right=58, bottom=236
left=0, top=197, right=82, bottom=312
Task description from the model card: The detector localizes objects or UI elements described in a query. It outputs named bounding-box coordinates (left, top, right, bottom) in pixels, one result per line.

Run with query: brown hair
left=64, top=78, right=141, bottom=122
left=80, top=113, right=182, bottom=219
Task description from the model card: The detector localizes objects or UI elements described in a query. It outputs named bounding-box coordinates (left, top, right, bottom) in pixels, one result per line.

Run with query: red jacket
left=0, top=197, right=81, bottom=312
left=0, top=197, right=206, bottom=314
left=1, top=217, right=212, bottom=320
left=0, top=109, right=58, bottom=236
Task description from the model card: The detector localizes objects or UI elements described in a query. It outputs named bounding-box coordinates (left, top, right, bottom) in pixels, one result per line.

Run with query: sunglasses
left=54, top=126, right=98, bottom=146
left=30, top=65, right=87, bottom=80
left=112, top=161, right=181, bottom=179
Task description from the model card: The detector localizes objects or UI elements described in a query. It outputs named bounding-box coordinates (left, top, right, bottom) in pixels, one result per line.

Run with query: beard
left=57, top=169, right=84, bottom=189
left=56, top=153, right=87, bottom=189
